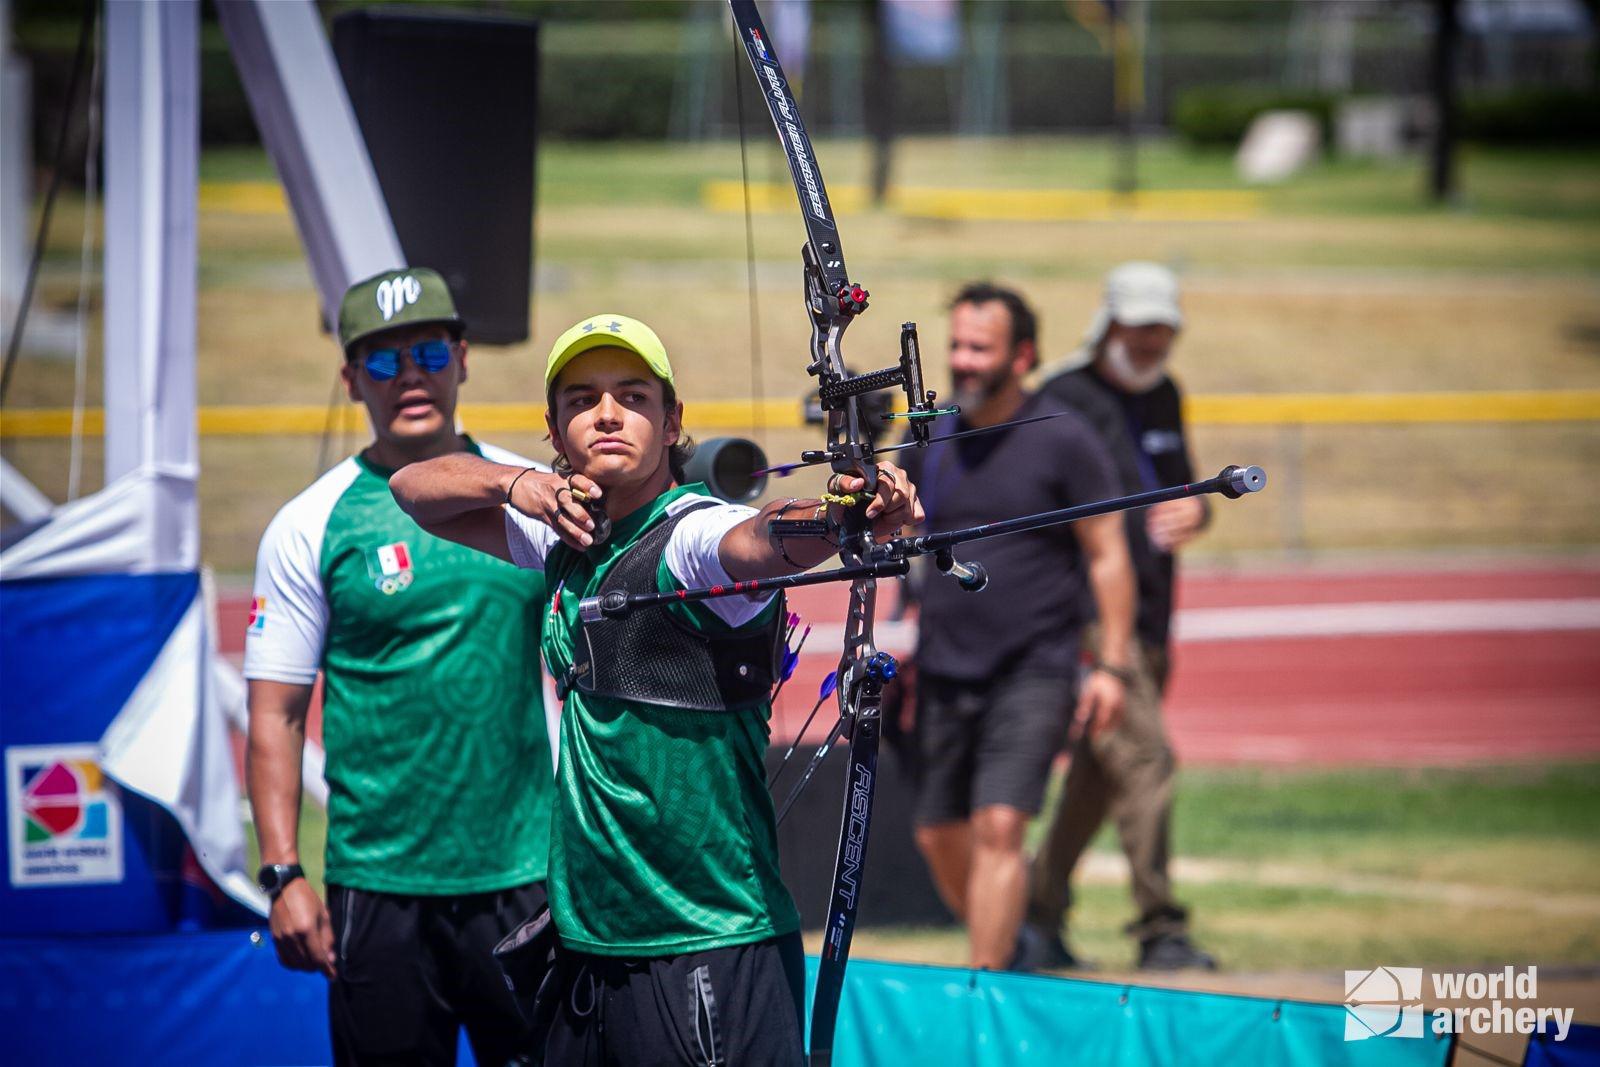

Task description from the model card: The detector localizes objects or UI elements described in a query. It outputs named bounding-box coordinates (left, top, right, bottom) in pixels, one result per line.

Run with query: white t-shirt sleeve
left=664, top=498, right=777, bottom=628
left=504, top=506, right=559, bottom=571
left=242, top=509, right=328, bottom=686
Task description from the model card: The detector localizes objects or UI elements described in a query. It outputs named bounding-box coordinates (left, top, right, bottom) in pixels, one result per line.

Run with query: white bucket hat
left=1084, top=261, right=1184, bottom=346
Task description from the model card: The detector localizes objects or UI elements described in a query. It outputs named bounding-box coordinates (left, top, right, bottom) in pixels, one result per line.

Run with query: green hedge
left=1458, top=88, right=1600, bottom=145
left=1171, top=86, right=1336, bottom=148
left=1174, top=84, right=1600, bottom=150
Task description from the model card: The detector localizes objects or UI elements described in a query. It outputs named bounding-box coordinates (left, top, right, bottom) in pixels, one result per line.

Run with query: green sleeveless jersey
left=245, top=441, right=553, bottom=894
left=507, top=485, right=799, bottom=956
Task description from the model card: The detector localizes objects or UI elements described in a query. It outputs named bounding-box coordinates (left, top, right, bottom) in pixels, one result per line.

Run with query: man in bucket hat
left=1018, top=262, right=1219, bottom=973
left=244, top=267, right=555, bottom=1063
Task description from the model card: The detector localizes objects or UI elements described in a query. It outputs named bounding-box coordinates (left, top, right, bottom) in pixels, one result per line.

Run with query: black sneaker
left=1138, top=932, right=1218, bottom=971
left=1011, top=922, right=1095, bottom=973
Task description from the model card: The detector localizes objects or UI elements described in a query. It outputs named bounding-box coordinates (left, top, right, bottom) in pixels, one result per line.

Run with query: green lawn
left=863, top=762, right=1600, bottom=973
left=252, top=762, right=1600, bottom=974
left=5, top=138, right=1598, bottom=571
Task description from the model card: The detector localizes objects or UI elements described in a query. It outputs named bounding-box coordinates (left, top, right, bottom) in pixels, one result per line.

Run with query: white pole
left=101, top=0, right=199, bottom=493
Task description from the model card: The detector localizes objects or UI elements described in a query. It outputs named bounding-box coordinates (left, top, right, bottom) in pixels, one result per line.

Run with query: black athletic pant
left=327, top=880, right=547, bottom=1067
left=543, top=931, right=806, bottom=1067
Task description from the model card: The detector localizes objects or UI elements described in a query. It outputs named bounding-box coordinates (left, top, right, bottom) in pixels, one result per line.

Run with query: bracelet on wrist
left=505, top=466, right=536, bottom=505
left=1094, top=661, right=1136, bottom=686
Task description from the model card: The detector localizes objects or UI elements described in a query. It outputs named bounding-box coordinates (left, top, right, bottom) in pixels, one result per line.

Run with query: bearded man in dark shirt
left=1018, top=261, right=1218, bottom=972
left=900, top=282, right=1136, bottom=972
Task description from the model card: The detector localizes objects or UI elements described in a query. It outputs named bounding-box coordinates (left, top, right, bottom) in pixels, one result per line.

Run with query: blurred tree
left=1429, top=0, right=1458, bottom=203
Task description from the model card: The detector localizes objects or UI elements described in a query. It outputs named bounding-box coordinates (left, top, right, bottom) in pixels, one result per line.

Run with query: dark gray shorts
left=913, top=671, right=1075, bottom=826
left=544, top=931, right=806, bottom=1066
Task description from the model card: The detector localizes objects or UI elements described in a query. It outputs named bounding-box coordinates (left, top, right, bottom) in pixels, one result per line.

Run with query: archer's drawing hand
left=269, top=878, right=336, bottom=979
left=830, top=462, right=924, bottom=542
left=512, top=471, right=604, bottom=551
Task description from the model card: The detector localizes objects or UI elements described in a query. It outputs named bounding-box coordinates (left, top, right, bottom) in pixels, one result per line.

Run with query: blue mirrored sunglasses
left=361, top=339, right=455, bottom=382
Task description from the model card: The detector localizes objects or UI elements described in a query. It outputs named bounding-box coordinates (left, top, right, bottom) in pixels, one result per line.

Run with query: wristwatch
left=257, top=862, right=305, bottom=900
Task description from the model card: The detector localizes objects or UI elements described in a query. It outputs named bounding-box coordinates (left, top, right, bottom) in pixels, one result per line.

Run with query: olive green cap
left=337, top=267, right=464, bottom=355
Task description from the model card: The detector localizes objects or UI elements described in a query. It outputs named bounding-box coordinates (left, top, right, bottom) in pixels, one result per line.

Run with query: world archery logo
left=1345, top=967, right=1424, bottom=1040
left=6, top=743, right=124, bottom=887
left=367, top=541, right=415, bottom=595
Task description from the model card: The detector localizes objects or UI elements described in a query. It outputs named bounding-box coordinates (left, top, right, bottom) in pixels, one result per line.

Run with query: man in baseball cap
left=1022, top=262, right=1217, bottom=974
left=245, top=266, right=556, bottom=1063
left=389, top=311, right=925, bottom=1062
left=1080, top=260, right=1185, bottom=393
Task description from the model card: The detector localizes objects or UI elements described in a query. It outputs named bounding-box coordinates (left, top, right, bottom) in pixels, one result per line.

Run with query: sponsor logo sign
left=6, top=744, right=124, bottom=887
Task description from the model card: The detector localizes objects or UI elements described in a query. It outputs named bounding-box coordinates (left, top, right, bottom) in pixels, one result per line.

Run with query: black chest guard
left=561, top=501, right=786, bottom=712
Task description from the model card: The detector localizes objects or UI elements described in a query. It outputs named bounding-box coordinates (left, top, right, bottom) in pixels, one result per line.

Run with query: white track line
left=802, top=599, right=1600, bottom=654
left=1173, top=598, right=1600, bottom=641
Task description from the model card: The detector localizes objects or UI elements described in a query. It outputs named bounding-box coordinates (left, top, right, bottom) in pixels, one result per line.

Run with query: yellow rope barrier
left=4, top=391, right=1598, bottom=440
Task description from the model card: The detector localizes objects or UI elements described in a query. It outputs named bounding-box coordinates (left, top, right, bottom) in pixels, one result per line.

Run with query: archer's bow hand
left=829, top=462, right=924, bottom=542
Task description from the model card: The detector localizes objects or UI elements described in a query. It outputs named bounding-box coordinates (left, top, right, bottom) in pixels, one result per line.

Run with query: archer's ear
left=456, top=340, right=469, bottom=385
left=545, top=406, right=564, bottom=456
left=663, top=398, right=683, bottom=447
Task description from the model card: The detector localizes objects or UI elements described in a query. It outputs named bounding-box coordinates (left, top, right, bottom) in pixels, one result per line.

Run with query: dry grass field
left=4, top=137, right=1598, bottom=572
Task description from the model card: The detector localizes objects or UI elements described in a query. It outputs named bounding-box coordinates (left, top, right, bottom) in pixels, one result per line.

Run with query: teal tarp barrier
left=808, top=957, right=1455, bottom=1066
left=0, top=930, right=1455, bottom=1066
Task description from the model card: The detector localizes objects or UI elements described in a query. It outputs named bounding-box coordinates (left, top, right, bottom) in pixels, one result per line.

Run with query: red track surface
left=218, top=565, right=1600, bottom=767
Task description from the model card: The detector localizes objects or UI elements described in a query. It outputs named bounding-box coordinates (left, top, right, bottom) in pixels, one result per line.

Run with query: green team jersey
left=504, top=484, right=799, bottom=956
left=245, top=440, right=553, bottom=894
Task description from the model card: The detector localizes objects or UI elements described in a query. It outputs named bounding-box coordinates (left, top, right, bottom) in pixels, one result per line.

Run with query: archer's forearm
left=389, top=453, right=523, bottom=526
left=246, top=680, right=313, bottom=866
left=720, top=498, right=845, bottom=580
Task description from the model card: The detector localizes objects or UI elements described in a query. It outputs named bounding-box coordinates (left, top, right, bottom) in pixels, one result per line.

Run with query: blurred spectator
left=900, top=283, right=1136, bottom=971
left=1018, top=262, right=1218, bottom=972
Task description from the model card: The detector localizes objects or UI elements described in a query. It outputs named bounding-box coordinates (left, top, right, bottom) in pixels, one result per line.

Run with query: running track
left=218, top=564, right=1600, bottom=767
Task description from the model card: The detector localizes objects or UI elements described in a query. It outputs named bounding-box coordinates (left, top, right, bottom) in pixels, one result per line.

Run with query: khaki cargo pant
left=1025, top=631, right=1189, bottom=941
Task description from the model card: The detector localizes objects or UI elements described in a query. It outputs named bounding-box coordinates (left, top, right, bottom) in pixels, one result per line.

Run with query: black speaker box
left=333, top=10, right=538, bottom=345
left=769, top=740, right=953, bottom=930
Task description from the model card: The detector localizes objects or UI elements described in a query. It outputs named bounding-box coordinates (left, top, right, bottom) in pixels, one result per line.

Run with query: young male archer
left=390, top=314, right=923, bottom=1064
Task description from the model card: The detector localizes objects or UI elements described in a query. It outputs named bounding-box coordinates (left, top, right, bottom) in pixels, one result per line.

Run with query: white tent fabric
left=0, top=467, right=197, bottom=579
left=100, top=591, right=266, bottom=915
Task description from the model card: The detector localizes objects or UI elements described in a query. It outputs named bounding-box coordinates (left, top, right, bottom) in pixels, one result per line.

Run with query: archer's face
left=342, top=323, right=467, bottom=448
left=547, top=347, right=681, bottom=488
left=949, top=300, right=1031, bottom=409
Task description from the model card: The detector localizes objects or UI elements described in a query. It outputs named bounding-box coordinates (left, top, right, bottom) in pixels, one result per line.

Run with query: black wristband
left=505, top=467, right=536, bottom=505
left=1094, top=661, right=1136, bottom=686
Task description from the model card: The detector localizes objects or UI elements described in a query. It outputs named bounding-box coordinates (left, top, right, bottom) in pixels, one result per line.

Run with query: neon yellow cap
left=544, top=314, right=675, bottom=392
